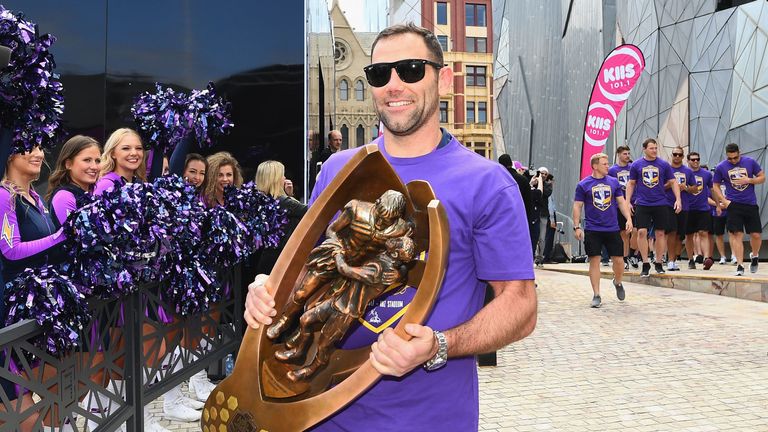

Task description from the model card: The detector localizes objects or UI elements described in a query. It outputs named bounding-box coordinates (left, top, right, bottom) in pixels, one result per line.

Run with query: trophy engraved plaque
left=201, top=145, right=449, bottom=432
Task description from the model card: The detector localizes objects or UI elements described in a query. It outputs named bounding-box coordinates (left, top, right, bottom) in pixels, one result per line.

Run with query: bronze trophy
left=201, top=145, right=449, bottom=432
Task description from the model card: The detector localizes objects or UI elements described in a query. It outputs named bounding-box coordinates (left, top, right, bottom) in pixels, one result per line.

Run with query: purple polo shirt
left=667, top=165, right=694, bottom=210
left=574, top=175, right=623, bottom=232
left=309, top=132, right=534, bottom=431
left=713, top=156, right=762, bottom=206
left=688, top=168, right=713, bottom=212
left=629, top=157, right=675, bottom=207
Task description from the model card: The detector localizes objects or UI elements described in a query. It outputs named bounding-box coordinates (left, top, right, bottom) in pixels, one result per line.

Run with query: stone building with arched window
left=330, top=2, right=381, bottom=149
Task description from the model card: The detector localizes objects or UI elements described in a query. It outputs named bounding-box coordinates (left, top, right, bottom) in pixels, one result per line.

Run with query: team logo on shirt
left=591, top=184, right=612, bottom=211
left=674, top=172, right=687, bottom=186
left=728, top=167, right=749, bottom=191
left=617, top=170, right=630, bottom=190
left=692, top=175, right=704, bottom=195
left=2, top=213, right=13, bottom=248
left=642, top=166, right=660, bottom=188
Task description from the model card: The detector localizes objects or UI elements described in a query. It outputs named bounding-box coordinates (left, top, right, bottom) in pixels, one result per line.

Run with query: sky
left=337, top=0, right=388, bottom=32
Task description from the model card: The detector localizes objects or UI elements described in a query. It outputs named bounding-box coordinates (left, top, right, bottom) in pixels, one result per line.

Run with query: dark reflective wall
left=4, top=1, right=304, bottom=197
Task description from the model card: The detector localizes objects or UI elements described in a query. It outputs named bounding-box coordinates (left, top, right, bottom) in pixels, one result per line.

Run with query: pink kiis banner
left=580, top=44, right=645, bottom=179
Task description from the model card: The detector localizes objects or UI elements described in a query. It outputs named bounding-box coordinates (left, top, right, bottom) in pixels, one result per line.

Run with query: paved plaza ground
left=158, top=269, right=768, bottom=431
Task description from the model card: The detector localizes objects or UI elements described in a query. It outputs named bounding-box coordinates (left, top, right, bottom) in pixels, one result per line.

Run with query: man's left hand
left=369, top=324, right=438, bottom=377
left=674, top=200, right=682, bottom=214
left=732, top=176, right=751, bottom=186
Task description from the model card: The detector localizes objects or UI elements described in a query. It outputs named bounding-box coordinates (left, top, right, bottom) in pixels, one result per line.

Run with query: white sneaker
left=145, top=419, right=171, bottom=432
left=730, top=256, right=738, bottom=265
left=189, top=370, right=216, bottom=402
left=145, top=407, right=171, bottom=432
left=163, top=384, right=202, bottom=422
left=182, top=394, right=205, bottom=410
left=719, top=256, right=726, bottom=265
left=667, top=261, right=675, bottom=271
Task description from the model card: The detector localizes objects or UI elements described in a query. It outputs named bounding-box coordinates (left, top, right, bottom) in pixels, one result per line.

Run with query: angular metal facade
left=494, top=0, right=768, bottom=241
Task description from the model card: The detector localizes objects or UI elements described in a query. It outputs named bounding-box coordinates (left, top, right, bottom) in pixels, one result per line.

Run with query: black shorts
left=663, top=207, right=686, bottom=234
left=585, top=230, right=623, bottom=257
left=617, top=212, right=635, bottom=232
left=710, top=215, right=727, bottom=235
left=635, top=205, right=669, bottom=232
left=726, top=202, right=762, bottom=234
left=687, top=210, right=712, bottom=234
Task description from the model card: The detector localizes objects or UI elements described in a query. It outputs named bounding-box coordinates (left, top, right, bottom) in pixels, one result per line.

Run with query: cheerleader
left=182, top=153, right=207, bottom=189
left=0, top=145, right=66, bottom=431
left=95, top=128, right=171, bottom=432
left=94, top=128, right=147, bottom=196
left=46, top=135, right=101, bottom=226
left=202, top=152, right=243, bottom=207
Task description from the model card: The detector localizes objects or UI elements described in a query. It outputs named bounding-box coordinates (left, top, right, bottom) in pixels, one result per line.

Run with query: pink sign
left=580, top=44, right=645, bottom=179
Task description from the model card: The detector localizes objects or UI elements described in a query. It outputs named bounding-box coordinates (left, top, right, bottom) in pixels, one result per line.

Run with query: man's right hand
left=244, top=274, right=277, bottom=330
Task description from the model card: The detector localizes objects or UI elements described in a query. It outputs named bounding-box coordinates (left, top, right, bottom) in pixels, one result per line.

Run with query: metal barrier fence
left=0, top=267, right=243, bottom=432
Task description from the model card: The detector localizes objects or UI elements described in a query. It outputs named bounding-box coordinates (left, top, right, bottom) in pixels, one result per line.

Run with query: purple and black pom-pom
left=0, top=6, right=64, bottom=154
left=4, top=266, right=88, bottom=360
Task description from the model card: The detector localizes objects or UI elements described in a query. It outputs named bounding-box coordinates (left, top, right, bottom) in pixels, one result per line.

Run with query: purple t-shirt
left=308, top=134, right=534, bottom=431
left=629, top=157, right=675, bottom=207
left=713, top=156, right=763, bottom=206
left=666, top=165, right=694, bottom=210
left=688, top=168, right=713, bottom=212
left=607, top=163, right=631, bottom=192
left=574, top=176, right=623, bottom=232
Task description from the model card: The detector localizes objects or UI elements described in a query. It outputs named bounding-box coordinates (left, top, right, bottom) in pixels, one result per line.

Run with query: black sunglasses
left=688, top=158, right=700, bottom=162
left=672, top=153, right=684, bottom=157
left=364, top=59, right=444, bottom=88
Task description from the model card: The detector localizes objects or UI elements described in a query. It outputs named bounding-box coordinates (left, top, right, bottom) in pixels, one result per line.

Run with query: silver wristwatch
left=423, top=330, right=448, bottom=371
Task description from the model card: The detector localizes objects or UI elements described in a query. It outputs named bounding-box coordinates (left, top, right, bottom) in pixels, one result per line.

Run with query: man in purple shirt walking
left=666, top=146, right=696, bottom=271
left=573, top=153, right=633, bottom=308
left=626, top=138, right=681, bottom=277
left=684, top=152, right=715, bottom=270
left=712, top=143, right=765, bottom=275
left=607, top=145, right=637, bottom=269
left=243, top=23, right=537, bottom=431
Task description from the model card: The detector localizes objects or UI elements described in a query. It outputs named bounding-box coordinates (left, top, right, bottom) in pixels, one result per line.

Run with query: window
left=436, top=2, right=447, bottom=25
left=356, top=124, right=365, bottom=147
left=437, top=35, right=449, bottom=52
left=371, top=124, right=379, bottom=140
left=355, top=79, right=365, bottom=101
left=440, top=101, right=449, bottom=123
left=339, top=79, right=349, bottom=101
left=474, top=143, right=489, bottom=158
left=340, top=124, right=349, bottom=149
left=465, top=37, right=487, bottom=53
left=465, top=3, right=486, bottom=27
left=466, top=66, right=486, bottom=87
left=715, top=0, right=752, bottom=11
left=466, top=102, right=475, bottom=124
left=478, top=102, right=487, bottom=123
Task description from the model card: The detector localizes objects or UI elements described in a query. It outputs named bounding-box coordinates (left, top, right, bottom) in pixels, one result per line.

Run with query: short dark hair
left=642, top=138, right=657, bottom=149
left=498, top=154, right=512, bottom=168
left=616, top=145, right=630, bottom=154
left=371, top=23, right=444, bottom=65
left=688, top=151, right=700, bottom=160
left=725, top=143, right=739, bottom=153
left=185, top=153, right=207, bottom=170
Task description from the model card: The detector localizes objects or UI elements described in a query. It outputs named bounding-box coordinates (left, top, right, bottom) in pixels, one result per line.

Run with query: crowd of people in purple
left=0, top=127, right=307, bottom=431
left=571, top=139, right=764, bottom=307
